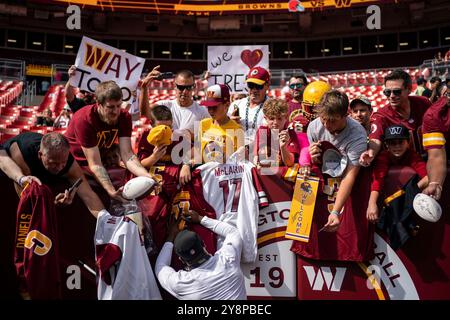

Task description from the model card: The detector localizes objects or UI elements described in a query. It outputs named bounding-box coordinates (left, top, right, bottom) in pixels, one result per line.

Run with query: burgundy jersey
left=139, top=165, right=217, bottom=270
left=422, top=97, right=450, bottom=152
left=65, top=103, right=132, bottom=166
left=255, top=126, right=300, bottom=165
left=369, top=96, right=431, bottom=152
left=14, top=182, right=62, bottom=299
left=291, top=166, right=375, bottom=262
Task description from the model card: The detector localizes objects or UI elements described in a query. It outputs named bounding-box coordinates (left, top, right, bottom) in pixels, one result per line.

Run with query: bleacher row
left=0, top=80, right=23, bottom=107
left=0, top=67, right=422, bottom=144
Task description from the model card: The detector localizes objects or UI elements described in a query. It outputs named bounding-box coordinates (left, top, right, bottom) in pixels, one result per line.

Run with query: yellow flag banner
left=285, top=176, right=320, bottom=242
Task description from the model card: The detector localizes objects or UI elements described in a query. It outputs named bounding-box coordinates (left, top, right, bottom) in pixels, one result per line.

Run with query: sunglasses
left=247, top=83, right=264, bottom=90
left=383, top=88, right=403, bottom=97
left=176, top=83, right=195, bottom=91
left=289, top=83, right=304, bottom=90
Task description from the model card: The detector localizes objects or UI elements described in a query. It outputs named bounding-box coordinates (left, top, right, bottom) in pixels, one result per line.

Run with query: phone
left=68, top=177, right=82, bottom=195
left=155, top=72, right=174, bottom=80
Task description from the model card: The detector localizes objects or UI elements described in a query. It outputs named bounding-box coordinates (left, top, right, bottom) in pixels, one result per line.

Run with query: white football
left=122, top=176, right=156, bottom=200
left=413, top=193, right=442, bottom=223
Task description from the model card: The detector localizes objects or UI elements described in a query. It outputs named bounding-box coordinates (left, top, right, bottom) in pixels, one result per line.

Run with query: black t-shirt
left=421, top=88, right=432, bottom=98
left=68, top=97, right=87, bottom=113
left=2, top=132, right=74, bottom=184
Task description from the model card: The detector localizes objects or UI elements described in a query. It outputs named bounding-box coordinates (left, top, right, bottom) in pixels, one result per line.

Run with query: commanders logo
left=334, top=0, right=352, bottom=8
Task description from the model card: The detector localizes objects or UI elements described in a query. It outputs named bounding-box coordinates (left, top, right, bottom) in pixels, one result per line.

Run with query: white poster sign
left=207, top=45, right=269, bottom=93
left=71, top=36, right=145, bottom=101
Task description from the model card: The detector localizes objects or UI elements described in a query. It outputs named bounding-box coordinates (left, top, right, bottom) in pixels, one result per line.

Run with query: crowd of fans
left=0, top=60, right=449, bottom=300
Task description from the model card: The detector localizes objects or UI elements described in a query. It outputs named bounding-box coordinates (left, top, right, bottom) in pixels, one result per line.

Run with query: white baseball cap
left=319, top=141, right=348, bottom=177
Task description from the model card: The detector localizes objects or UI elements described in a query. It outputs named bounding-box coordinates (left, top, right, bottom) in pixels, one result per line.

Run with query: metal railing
left=419, top=59, right=449, bottom=79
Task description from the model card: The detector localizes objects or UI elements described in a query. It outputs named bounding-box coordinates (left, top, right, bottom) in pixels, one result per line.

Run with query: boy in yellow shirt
left=198, top=84, right=244, bottom=163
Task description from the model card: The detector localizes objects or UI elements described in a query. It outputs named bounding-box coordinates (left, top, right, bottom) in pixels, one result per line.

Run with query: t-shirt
left=371, top=149, right=427, bottom=192
left=95, top=210, right=162, bottom=300
left=2, top=132, right=74, bottom=184
left=228, top=97, right=266, bottom=144
left=422, top=97, right=450, bottom=153
left=307, top=117, right=367, bottom=167
left=157, top=99, right=210, bottom=134
left=64, top=104, right=132, bottom=166
left=197, top=161, right=269, bottom=263
left=199, top=118, right=243, bottom=163
left=369, top=96, right=431, bottom=152
left=155, top=216, right=246, bottom=300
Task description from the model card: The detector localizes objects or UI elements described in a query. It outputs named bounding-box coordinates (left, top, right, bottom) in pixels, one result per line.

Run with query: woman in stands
left=53, top=106, right=72, bottom=129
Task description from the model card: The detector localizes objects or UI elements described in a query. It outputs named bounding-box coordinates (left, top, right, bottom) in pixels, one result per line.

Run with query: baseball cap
left=245, top=66, right=270, bottom=85
left=147, top=125, right=172, bottom=147
left=384, top=125, right=410, bottom=141
left=319, top=141, right=348, bottom=177
left=200, top=84, right=230, bottom=107
left=350, top=95, right=372, bottom=110
left=174, top=230, right=206, bottom=264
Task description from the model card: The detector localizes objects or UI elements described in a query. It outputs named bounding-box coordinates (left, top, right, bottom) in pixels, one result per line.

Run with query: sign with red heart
left=207, top=45, right=269, bottom=93
left=240, top=49, right=264, bottom=69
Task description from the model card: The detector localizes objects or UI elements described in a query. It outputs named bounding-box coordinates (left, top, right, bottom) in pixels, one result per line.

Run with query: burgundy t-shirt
left=422, top=97, right=450, bottom=152
left=65, top=104, right=132, bottom=166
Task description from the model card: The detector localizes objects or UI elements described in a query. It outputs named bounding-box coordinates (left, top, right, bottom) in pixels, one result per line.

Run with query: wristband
left=17, top=176, right=26, bottom=187
left=330, top=210, right=342, bottom=217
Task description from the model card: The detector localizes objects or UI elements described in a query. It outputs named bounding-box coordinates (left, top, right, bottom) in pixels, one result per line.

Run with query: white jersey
left=228, top=97, right=266, bottom=144
left=155, top=216, right=246, bottom=300
left=158, top=99, right=210, bottom=133
left=94, top=210, right=162, bottom=300
left=197, top=161, right=268, bottom=263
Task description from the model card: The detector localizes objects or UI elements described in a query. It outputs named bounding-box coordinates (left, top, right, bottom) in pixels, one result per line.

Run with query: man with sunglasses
left=287, top=74, right=309, bottom=120
left=421, top=89, right=450, bottom=200
left=145, top=70, right=210, bottom=135
left=228, top=66, right=270, bottom=144
left=360, top=69, right=431, bottom=167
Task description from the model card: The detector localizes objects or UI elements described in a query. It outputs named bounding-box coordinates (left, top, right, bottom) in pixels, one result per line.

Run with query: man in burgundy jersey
left=360, top=69, right=431, bottom=166
left=65, top=80, right=156, bottom=203
left=421, top=93, right=450, bottom=200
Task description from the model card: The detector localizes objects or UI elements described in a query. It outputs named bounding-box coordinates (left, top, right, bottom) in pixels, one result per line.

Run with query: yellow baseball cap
left=147, top=125, right=172, bottom=147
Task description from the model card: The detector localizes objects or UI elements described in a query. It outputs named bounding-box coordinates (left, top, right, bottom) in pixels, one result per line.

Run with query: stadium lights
left=162, top=50, right=171, bottom=55
left=65, top=45, right=74, bottom=49
left=446, top=37, right=450, bottom=41
left=321, top=48, right=330, bottom=53
left=399, top=42, right=408, bottom=46
left=183, top=51, right=192, bottom=56
left=140, top=50, right=149, bottom=54
left=284, top=50, right=293, bottom=55
left=375, top=44, right=384, bottom=48
left=423, top=40, right=428, bottom=44
left=32, top=42, right=42, bottom=46
left=343, top=47, right=353, bottom=51
left=7, top=39, right=17, bottom=43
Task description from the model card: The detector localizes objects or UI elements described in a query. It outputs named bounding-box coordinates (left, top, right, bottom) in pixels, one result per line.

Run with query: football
left=413, top=193, right=442, bottom=223
left=122, top=176, right=156, bottom=200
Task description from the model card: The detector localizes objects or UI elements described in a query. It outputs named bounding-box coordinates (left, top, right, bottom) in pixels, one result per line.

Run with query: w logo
left=389, top=126, right=403, bottom=135
left=303, top=266, right=346, bottom=291
left=334, top=0, right=352, bottom=8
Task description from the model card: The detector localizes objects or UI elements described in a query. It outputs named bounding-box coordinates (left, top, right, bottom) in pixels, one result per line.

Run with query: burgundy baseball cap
left=246, top=66, right=270, bottom=85
left=319, top=141, right=348, bottom=177
left=200, top=84, right=230, bottom=107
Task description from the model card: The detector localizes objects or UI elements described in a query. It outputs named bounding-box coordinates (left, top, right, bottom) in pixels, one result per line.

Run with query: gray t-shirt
left=307, top=117, right=367, bottom=166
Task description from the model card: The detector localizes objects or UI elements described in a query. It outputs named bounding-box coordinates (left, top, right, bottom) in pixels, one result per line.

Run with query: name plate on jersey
left=285, top=176, right=319, bottom=242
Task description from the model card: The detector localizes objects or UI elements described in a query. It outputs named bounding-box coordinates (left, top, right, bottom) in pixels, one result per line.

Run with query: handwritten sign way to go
left=71, top=36, right=145, bottom=102
left=207, top=45, right=269, bottom=93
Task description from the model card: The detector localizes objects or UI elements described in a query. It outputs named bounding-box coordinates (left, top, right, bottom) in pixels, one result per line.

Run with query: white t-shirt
left=155, top=216, right=246, bottom=300
left=228, top=97, right=266, bottom=144
left=198, top=161, right=269, bottom=263
left=95, top=210, right=162, bottom=300
left=158, top=99, right=210, bottom=133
